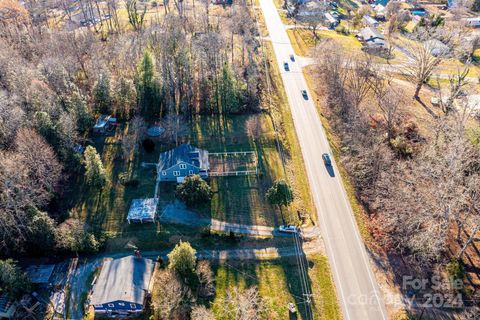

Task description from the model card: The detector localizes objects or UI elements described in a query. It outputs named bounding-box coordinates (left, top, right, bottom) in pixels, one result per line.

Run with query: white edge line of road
left=306, top=68, right=388, bottom=319
left=256, top=0, right=388, bottom=318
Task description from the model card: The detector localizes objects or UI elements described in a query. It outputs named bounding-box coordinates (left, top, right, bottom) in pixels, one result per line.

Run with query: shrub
left=176, top=175, right=212, bottom=207
left=389, top=136, right=414, bottom=157
left=446, top=259, right=465, bottom=289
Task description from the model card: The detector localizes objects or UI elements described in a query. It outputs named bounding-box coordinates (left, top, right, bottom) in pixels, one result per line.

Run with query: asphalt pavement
left=258, top=0, right=388, bottom=318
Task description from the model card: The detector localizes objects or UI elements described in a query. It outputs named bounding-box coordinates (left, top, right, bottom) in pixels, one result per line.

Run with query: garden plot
left=209, top=151, right=259, bottom=177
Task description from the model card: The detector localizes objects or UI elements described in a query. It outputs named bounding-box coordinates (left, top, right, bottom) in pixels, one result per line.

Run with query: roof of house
left=358, top=27, right=384, bottom=41
left=90, top=256, right=155, bottom=306
left=158, top=144, right=209, bottom=171
left=363, top=15, right=378, bottom=25
left=26, top=264, right=55, bottom=284
left=127, top=198, right=158, bottom=222
left=425, top=39, right=450, bottom=56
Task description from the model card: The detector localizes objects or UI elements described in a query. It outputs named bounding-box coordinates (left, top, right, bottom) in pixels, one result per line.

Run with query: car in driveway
left=322, top=153, right=332, bottom=166
left=279, top=225, right=299, bottom=234
left=290, top=54, right=295, bottom=61
left=301, top=90, right=308, bottom=100
left=284, top=62, right=290, bottom=71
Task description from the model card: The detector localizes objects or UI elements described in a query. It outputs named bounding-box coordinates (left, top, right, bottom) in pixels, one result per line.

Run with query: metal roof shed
left=127, top=198, right=158, bottom=223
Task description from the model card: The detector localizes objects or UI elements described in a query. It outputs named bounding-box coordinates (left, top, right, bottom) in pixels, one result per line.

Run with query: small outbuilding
left=127, top=198, right=158, bottom=223
left=90, top=256, right=155, bottom=318
left=157, top=144, right=210, bottom=182
left=26, top=264, right=55, bottom=285
left=93, top=115, right=117, bottom=133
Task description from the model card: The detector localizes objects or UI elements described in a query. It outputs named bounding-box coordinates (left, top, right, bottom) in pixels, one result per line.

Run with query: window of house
left=179, top=164, right=187, bottom=169
left=188, top=170, right=194, bottom=175
left=173, top=171, right=180, bottom=176
left=162, top=171, right=166, bottom=176
left=130, top=304, right=137, bottom=309
left=118, top=302, right=125, bottom=306
left=108, top=303, right=115, bottom=308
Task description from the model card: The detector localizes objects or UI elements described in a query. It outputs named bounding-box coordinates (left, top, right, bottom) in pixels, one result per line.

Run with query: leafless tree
left=216, top=286, right=268, bottom=320
left=191, top=305, right=214, bottom=320
left=122, top=116, right=145, bottom=161
left=151, top=268, right=194, bottom=320
left=436, top=62, right=470, bottom=115
left=401, top=39, right=444, bottom=99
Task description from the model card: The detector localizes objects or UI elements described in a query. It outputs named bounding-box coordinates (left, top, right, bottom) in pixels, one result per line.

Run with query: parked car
left=279, top=225, right=298, bottom=233
left=284, top=62, right=290, bottom=71
left=290, top=54, right=295, bottom=61
left=301, top=90, right=308, bottom=100
left=322, top=153, right=332, bottom=166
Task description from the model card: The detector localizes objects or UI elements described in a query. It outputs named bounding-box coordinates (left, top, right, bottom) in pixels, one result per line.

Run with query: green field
left=211, top=254, right=341, bottom=320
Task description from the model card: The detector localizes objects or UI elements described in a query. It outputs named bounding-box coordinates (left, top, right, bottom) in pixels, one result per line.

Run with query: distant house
left=466, top=17, right=480, bottom=28
left=425, top=39, right=450, bottom=57
left=157, top=144, right=209, bottom=182
left=324, top=12, right=339, bottom=29
left=357, top=27, right=387, bottom=49
left=93, top=115, right=117, bottom=133
left=374, top=4, right=386, bottom=20
left=90, top=256, right=155, bottom=317
left=296, top=0, right=325, bottom=17
left=363, top=15, right=379, bottom=28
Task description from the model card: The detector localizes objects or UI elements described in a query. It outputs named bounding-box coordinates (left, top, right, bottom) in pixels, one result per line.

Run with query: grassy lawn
left=211, top=254, right=341, bottom=320
left=67, top=111, right=313, bottom=250
left=287, top=28, right=362, bottom=56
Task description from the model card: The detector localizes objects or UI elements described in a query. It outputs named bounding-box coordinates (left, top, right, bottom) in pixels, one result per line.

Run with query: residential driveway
left=258, top=0, right=388, bottom=318
left=159, top=201, right=321, bottom=238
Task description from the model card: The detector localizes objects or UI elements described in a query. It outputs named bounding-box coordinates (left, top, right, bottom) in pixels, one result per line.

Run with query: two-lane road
left=258, top=0, right=388, bottom=319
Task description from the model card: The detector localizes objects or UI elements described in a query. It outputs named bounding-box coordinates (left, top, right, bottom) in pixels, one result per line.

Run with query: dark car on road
left=284, top=62, right=289, bottom=71
left=322, top=153, right=332, bottom=166
left=301, top=90, right=308, bottom=100
left=290, top=54, right=295, bottom=61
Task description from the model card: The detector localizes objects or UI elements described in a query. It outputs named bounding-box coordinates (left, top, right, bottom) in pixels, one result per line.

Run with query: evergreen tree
left=136, top=50, right=160, bottom=117
left=218, top=63, right=241, bottom=114
left=93, top=73, right=112, bottom=114
left=168, top=241, right=197, bottom=278
left=83, top=146, right=107, bottom=187
left=28, top=211, right=57, bottom=252
left=0, top=259, right=31, bottom=299
left=266, top=179, right=294, bottom=207
left=114, top=78, right=137, bottom=120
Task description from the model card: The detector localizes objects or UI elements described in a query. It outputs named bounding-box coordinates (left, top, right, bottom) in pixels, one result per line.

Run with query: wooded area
left=0, top=0, right=262, bottom=256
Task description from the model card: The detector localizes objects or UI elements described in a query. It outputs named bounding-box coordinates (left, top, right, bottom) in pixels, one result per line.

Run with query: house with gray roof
left=363, top=15, right=379, bottom=28
left=90, top=256, right=155, bottom=317
left=357, top=27, right=387, bottom=49
left=157, top=144, right=209, bottom=182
